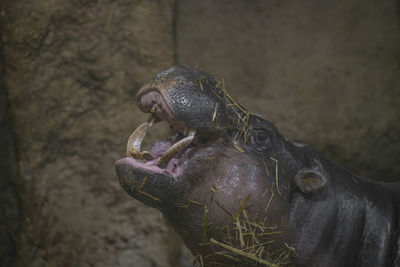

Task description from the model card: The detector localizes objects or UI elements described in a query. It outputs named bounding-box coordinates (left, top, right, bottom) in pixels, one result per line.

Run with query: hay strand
left=203, top=206, right=209, bottom=243
left=270, top=157, right=283, bottom=199
left=209, top=238, right=281, bottom=267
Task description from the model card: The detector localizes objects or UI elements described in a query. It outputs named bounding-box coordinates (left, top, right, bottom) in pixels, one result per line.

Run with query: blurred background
left=0, top=0, right=399, bottom=266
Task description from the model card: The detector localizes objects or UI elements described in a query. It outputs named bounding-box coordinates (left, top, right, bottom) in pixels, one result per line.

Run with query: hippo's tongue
left=126, top=113, right=197, bottom=169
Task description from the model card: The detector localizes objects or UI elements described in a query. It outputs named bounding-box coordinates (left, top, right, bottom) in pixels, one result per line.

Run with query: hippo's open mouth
left=124, top=87, right=212, bottom=179
left=124, top=129, right=197, bottom=180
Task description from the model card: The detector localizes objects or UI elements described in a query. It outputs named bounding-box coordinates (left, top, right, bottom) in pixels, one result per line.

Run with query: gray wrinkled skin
left=115, top=66, right=400, bottom=266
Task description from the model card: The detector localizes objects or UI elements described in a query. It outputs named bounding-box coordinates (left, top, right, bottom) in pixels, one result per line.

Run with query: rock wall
left=1, top=0, right=399, bottom=267
left=177, top=0, right=400, bottom=181
left=0, top=31, right=20, bottom=267
left=2, top=1, right=184, bottom=266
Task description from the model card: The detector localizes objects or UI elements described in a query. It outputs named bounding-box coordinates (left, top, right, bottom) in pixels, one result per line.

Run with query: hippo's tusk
left=126, top=114, right=158, bottom=158
left=157, top=129, right=196, bottom=168
left=127, top=122, right=147, bottom=154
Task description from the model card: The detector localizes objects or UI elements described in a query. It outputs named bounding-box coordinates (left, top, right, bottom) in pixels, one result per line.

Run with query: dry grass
left=130, top=176, right=161, bottom=203
left=197, top=77, right=251, bottom=153
left=192, top=194, right=294, bottom=267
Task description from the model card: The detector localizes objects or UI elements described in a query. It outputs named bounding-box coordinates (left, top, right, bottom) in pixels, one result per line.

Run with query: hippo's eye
left=251, top=128, right=270, bottom=145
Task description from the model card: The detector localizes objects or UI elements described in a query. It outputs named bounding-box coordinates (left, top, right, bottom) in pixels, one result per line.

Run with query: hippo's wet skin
left=115, top=66, right=400, bottom=267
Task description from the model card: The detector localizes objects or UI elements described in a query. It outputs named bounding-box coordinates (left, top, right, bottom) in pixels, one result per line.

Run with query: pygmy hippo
left=115, top=66, right=400, bottom=267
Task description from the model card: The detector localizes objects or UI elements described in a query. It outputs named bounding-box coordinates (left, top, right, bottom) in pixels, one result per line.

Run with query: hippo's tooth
left=157, top=129, right=196, bottom=168
left=183, top=127, right=193, bottom=136
left=126, top=114, right=157, bottom=157
left=187, top=129, right=196, bottom=137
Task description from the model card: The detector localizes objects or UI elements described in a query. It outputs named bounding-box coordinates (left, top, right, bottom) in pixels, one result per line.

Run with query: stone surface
left=177, top=0, right=400, bottom=181
left=0, top=37, right=20, bottom=267
left=2, top=0, right=183, bottom=266
left=1, top=1, right=399, bottom=266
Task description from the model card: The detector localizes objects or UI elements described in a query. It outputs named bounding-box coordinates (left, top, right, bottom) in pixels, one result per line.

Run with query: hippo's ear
left=294, top=168, right=328, bottom=193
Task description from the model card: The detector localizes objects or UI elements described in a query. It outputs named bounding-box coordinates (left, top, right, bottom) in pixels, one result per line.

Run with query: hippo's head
left=115, top=66, right=327, bottom=266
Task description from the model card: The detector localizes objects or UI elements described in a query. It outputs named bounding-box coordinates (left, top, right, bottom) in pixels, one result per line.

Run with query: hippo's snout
left=121, top=66, right=246, bottom=182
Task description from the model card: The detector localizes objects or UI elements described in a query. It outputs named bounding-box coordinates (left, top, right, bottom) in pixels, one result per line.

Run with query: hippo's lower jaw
left=115, top=122, right=195, bottom=209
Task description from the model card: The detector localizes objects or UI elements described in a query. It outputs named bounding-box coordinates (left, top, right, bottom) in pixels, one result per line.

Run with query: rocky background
left=0, top=0, right=399, bottom=266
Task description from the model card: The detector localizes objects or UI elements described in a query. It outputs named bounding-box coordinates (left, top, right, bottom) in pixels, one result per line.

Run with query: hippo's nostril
left=138, top=90, right=162, bottom=113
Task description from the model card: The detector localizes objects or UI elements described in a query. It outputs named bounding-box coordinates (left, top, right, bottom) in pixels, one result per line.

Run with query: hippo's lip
left=137, top=86, right=186, bottom=133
